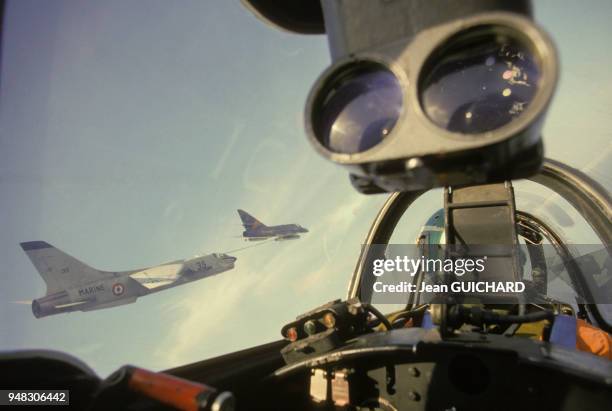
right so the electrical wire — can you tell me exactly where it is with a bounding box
[452,306,554,327]
[362,303,393,331]
[391,304,429,328]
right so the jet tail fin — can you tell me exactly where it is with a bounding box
[20,241,113,295]
[237,209,267,229]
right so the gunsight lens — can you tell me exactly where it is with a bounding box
[419,26,541,134]
[314,63,402,154]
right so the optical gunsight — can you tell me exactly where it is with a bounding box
[243,0,559,193]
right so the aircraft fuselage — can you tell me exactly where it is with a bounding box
[243,224,308,240]
[29,252,236,318]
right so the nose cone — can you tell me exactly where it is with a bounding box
[301,227,309,233]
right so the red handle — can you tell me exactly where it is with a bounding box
[127,367,216,411]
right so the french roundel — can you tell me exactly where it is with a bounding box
[112,283,125,296]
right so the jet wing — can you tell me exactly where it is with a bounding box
[130,262,184,290]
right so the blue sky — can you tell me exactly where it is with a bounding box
[0,0,610,376]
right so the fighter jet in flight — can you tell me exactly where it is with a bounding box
[237,209,308,241]
[20,241,237,318]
